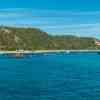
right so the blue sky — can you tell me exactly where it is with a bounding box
[0,0,100,38]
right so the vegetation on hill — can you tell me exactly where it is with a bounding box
[0,26,98,50]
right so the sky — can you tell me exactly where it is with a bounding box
[0,0,100,38]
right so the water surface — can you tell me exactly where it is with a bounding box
[0,53,100,100]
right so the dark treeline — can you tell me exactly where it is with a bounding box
[0,26,98,50]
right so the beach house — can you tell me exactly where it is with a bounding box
[95,41,100,46]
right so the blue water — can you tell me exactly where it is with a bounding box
[0,53,100,100]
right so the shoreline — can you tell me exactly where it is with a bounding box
[0,50,100,54]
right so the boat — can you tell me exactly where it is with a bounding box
[14,50,24,58]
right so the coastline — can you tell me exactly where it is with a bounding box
[0,50,100,54]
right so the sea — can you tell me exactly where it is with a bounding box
[0,53,100,100]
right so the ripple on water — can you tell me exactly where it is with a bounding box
[0,54,99,99]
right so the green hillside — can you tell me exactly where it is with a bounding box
[0,26,97,50]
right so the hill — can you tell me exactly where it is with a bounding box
[0,26,97,50]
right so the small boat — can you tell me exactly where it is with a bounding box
[15,53,24,58]
[13,50,25,58]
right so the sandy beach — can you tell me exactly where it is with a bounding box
[0,50,100,54]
